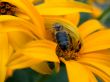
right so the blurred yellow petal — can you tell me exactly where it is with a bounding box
[16,12,30,20]
[6,46,13,78]
[23,40,56,50]
[31,59,60,74]
[92,6,102,18]
[21,44,59,62]
[30,0,38,3]
[0,26,36,50]
[54,62,60,73]
[0,15,42,50]
[97,0,106,4]
[79,60,110,81]
[7,40,59,70]
[0,20,38,49]
[6,67,13,78]
[81,29,110,53]
[0,33,9,82]
[64,13,80,26]
[88,71,97,82]
[31,62,52,74]
[8,32,34,50]
[36,1,92,15]
[78,19,104,39]
[0,26,36,39]
[61,58,90,82]
[21,0,46,37]
[7,55,43,70]
[45,0,74,3]
[0,15,41,38]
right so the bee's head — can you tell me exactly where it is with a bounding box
[53,23,63,31]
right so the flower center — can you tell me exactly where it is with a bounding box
[56,38,82,61]
[0,2,17,15]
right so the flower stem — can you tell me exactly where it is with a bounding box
[98,6,110,23]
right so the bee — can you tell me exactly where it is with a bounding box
[53,23,82,60]
[53,23,72,51]
[44,17,82,60]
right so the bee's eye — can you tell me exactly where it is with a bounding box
[53,23,63,31]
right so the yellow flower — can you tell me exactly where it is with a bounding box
[0,0,108,82]
[11,16,110,82]
[42,17,110,82]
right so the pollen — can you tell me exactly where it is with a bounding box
[56,41,82,61]
[0,2,17,15]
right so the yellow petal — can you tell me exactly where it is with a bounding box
[0,33,9,82]
[78,19,104,39]
[79,58,110,76]
[30,0,38,3]
[7,55,44,70]
[8,32,34,50]
[0,23,37,50]
[79,49,110,66]
[15,11,30,20]
[45,0,74,3]
[23,40,56,50]
[31,62,52,74]
[0,26,36,39]
[36,1,92,15]
[7,40,59,70]
[81,29,110,53]
[64,13,80,26]
[0,15,41,38]
[6,46,14,78]
[92,6,102,18]
[21,0,46,37]
[54,62,60,73]
[79,61,110,81]
[61,58,90,82]
[85,65,110,82]
[88,70,98,82]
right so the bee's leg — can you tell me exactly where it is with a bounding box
[56,45,63,57]
[68,34,72,43]
[75,41,82,52]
